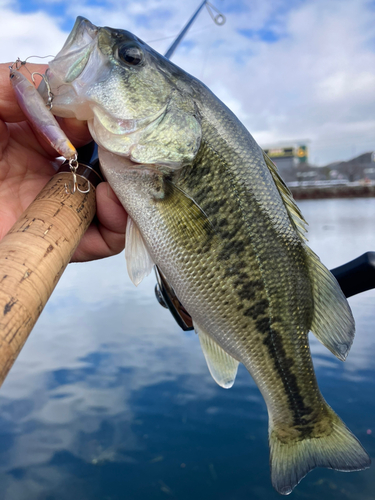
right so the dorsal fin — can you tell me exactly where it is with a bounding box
[194,322,239,389]
[262,151,355,360]
[262,151,308,241]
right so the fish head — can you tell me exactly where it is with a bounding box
[40,17,202,168]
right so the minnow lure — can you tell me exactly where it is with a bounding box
[9,68,77,160]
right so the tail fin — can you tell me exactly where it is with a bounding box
[269,409,371,495]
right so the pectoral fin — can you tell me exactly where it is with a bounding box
[194,322,239,389]
[125,216,154,286]
[157,180,218,243]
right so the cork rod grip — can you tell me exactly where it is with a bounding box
[0,172,96,386]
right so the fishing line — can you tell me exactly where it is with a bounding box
[10,55,55,77]
[146,24,215,44]
[24,54,55,61]
[199,25,216,81]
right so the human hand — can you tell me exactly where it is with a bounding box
[0,62,127,262]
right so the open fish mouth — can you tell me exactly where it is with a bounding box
[37,17,102,119]
[60,17,98,55]
[52,17,98,83]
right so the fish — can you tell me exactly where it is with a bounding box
[38,17,370,494]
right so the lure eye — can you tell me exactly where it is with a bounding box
[116,43,143,66]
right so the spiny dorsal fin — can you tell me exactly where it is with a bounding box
[306,246,355,360]
[125,216,154,286]
[194,322,239,389]
[262,151,308,241]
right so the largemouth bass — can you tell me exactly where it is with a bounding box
[39,17,370,494]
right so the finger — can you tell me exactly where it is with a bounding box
[58,117,92,149]
[70,183,128,262]
[70,224,123,262]
[96,183,128,234]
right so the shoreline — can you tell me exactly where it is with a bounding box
[289,183,375,200]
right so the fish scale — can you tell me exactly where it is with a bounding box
[39,16,370,495]
[176,138,319,426]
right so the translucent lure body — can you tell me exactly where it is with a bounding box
[9,69,77,159]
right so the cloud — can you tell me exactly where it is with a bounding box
[0,252,254,482]
[196,0,375,164]
[0,0,374,165]
[0,4,68,63]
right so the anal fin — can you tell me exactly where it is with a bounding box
[194,322,239,389]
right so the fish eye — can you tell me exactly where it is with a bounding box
[116,43,143,66]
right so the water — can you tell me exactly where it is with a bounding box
[0,198,374,500]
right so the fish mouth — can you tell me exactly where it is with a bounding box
[61,17,98,54]
[38,17,103,119]
[92,101,168,136]
[51,17,98,83]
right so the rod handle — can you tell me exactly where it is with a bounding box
[0,171,97,386]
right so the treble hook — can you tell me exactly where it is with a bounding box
[65,156,91,194]
[31,72,54,110]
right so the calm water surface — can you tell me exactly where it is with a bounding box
[0,198,374,499]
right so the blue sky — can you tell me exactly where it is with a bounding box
[1,0,375,165]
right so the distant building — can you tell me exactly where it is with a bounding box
[262,142,311,183]
[260,143,375,186]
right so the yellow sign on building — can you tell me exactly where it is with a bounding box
[263,145,308,163]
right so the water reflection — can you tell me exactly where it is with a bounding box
[0,198,374,499]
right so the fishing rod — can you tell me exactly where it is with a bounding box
[331,252,375,298]
[164,0,225,59]
[0,144,101,385]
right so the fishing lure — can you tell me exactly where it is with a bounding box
[9,67,77,160]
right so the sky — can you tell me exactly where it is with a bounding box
[0,0,374,166]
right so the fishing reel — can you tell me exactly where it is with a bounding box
[154,266,194,331]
